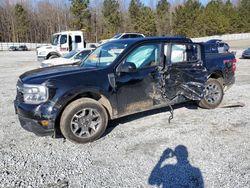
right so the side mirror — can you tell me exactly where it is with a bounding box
[119,62,137,73]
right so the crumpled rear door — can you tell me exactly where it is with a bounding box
[162,43,207,101]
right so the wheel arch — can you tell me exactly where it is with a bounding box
[208,71,224,85]
[46,52,61,59]
[208,71,224,79]
[54,91,113,136]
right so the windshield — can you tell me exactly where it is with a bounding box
[80,42,129,68]
[63,50,78,59]
[51,34,60,46]
[112,33,122,39]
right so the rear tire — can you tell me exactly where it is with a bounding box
[198,78,224,109]
[60,98,108,144]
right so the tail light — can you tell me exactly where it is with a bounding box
[224,58,237,73]
[232,58,237,72]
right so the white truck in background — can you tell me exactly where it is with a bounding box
[37,31,98,61]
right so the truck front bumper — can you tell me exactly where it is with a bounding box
[37,56,46,62]
[242,54,250,59]
[14,100,55,137]
[18,115,54,136]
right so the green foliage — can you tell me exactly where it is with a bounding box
[222,0,239,33]
[128,0,143,32]
[14,4,29,42]
[70,0,91,32]
[238,0,250,32]
[102,0,121,38]
[128,0,156,35]
[156,0,171,36]
[173,0,202,37]
[3,0,250,43]
[137,7,156,36]
[172,0,247,37]
[198,0,229,36]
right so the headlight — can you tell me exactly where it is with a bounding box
[22,84,48,104]
[39,51,47,56]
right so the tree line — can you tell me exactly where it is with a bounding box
[0,0,250,43]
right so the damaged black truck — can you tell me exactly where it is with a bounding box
[14,37,236,143]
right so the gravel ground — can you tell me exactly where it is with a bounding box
[0,48,250,188]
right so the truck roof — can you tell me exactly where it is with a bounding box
[107,36,192,44]
[116,32,145,36]
[53,31,84,35]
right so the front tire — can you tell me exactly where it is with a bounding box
[48,55,59,59]
[198,78,224,109]
[60,98,108,144]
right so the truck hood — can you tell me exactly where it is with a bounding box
[20,64,98,84]
[37,45,57,55]
[38,45,56,50]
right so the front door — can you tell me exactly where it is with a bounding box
[163,43,207,101]
[58,34,69,56]
[115,43,163,116]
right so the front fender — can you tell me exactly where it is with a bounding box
[52,86,115,120]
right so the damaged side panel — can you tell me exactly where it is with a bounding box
[163,63,207,101]
[161,43,207,102]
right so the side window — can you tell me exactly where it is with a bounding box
[136,35,144,38]
[129,34,138,38]
[121,34,129,39]
[171,44,199,63]
[219,43,224,48]
[75,36,82,43]
[89,44,97,48]
[125,44,161,69]
[60,35,67,44]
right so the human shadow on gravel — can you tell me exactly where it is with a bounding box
[104,101,198,137]
[148,145,204,188]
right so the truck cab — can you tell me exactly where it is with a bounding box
[37,31,86,61]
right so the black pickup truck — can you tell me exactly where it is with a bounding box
[14,37,236,143]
